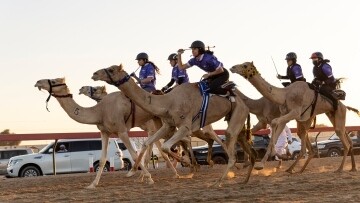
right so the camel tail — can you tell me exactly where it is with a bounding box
[346,106,360,117]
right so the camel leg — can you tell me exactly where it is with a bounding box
[129,124,175,181]
[86,131,109,189]
[180,137,200,172]
[143,143,153,169]
[213,106,249,186]
[154,140,180,178]
[286,119,313,173]
[243,121,266,168]
[255,110,299,170]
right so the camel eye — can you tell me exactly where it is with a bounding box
[108,69,114,73]
[244,65,247,68]
[51,80,56,84]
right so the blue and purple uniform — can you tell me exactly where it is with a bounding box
[286,64,305,82]
[172,64,189,84]
[313,63,336,85]
[186,53,223,72]
[139,63,156,92]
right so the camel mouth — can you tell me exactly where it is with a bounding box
[91,75,98,81]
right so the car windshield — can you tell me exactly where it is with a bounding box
[39,142,54,154]
[329,133,340,140]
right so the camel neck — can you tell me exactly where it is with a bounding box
[249,75,286,105]
[237,91,264,115]
[116,79,167,116]
[55,94,101,125]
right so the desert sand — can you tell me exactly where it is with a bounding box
[1,156,360,203]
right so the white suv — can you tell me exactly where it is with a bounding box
[117,139,138,171]
[0,148,33,175]
[7,139,123,177]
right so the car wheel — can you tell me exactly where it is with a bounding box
[212,156,227,165]
[94,162,110,172]
[21,166,41,177]
[122,159,132,171]
[327,148,341,157]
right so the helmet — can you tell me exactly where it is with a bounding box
[310,52,323,59]
[285,52,297,60]
[168,53,177,60]
[136,52,148,60]
[189,40,205,49]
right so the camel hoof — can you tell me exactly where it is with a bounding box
[243,161,251,168]
[334,169,343,174]
[173,174,180,179]
[254,163,264,170]
[85,184,96,189]
[350,168,357,172]
[146,178,154,185]
[126,169,136,177]
[285,168,295,174]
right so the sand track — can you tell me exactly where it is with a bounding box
[1,156,360,202]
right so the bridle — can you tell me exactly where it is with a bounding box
[45,80,73,112]
[103,69,131,87]
[88,87,101,103]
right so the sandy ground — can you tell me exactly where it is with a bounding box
[1,156,360,203]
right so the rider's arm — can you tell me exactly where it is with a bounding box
[322,64,336,85]
[177,50,191,70]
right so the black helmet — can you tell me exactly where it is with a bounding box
[310,52,323,59]
[168,53,177,60]
[189,40,205,49]
[136,52,148,60]
[285,52,297,60]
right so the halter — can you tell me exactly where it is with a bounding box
[104,68,131,87]
[46,80,73,112]
[88,87,101,103]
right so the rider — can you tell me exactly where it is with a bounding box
[130,52,160,93]
[161,53,189,93]
[310,52,338,111]
[277,52,306,87]
[177,40,230,95]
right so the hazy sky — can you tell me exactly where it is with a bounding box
[0,0,359,134]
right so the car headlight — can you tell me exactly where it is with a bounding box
[8,159,23,167]
[317,145,326,149]
[198,150,208,154]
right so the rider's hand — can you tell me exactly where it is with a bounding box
[276,74,282,79]
[202,73,210,79]
[177,49,185,55]
[130,72,136,77]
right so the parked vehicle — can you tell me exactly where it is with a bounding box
[117,139,138,171]
[312,133,360,157]
[192,134,270,165]
[288,137,302,159]
[7,139,123,177]
[0,148,33,175]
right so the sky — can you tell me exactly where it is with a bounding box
[0,0,359,134]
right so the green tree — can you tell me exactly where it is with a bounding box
[0,129,21,146]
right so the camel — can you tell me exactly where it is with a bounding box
[34,78,181,188]
[230,62,359,173]
[79,86,107,102]
[78,85,226,168]
[92,64,256,185]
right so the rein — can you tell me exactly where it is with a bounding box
[45,80,72,112]
[89,87,101,103]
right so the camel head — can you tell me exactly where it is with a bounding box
[230,62,260,79]
[79,86,107,96]
[34,78,68,93]
[92,64,130,87]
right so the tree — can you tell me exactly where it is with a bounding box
[0,129,21,146]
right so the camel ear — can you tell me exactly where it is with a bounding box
[101,86,106,92]
[119,64,123,70]
[58,77,65,83]
[251,61,253,65]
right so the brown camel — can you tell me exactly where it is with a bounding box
[78,85,226,167]
[79,85,107,102]
[231,62,359,173]
[34,78,181,188]
[92,64,256,185]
